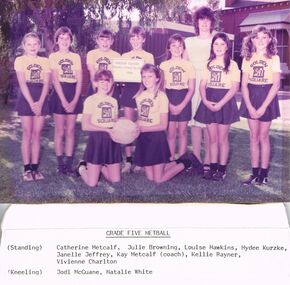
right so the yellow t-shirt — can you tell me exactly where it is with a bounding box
[14,55,50,83]
[160,59,195,89]
[135,90,168,127]
[49,51,81,83]
[122,50,154,65]
[83,93,118,128]
[242,53,281,85]
[202,59,240,89]
[86,49,121,71]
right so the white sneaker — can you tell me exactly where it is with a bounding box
[121,162,132,173]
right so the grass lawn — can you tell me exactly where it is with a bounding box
[0,99,289,204]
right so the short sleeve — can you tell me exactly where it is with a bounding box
[14,57,23,72]
[241,58,250,74]
[74,54,82,71]
[42,58,51,73]
[86,50,94,65]
[48,53,57,69]
[159,92,169,113]
[148,53,155,65]
[83,97,93,114]
[230,61,241,82]
[272,55,281,73]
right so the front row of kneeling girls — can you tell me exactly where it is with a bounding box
[15,26,280,187]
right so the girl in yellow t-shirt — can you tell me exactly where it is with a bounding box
[134,64,196,183]
[160,33,195,160]
[76,70,122,187]
[14,32,51,181]
[49,26,82,174]
[239,26,280,185]
[121,26,155,173]
[195,32,240,181]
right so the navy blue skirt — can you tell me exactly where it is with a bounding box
[120,82,140,108]
[239,84,280,122]
[134,131,170,166]
[50,82,83,114]
[16,83,50,116]
[166,89,191,121]
[194,88,240,125]
[83,131,122,165]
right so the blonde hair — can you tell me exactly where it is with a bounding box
[241,26,278,60]
[22,32,41,46]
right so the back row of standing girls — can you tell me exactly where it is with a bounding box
[15,6,280,186]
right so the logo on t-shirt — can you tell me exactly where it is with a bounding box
[210,70,222,82]
[30,69,41,80]
[253,66,265,78]
[140,104,150,118]
[169,66,186,87]
[102,106,112,118]
[172,71,182,83]
[61,63,73,75]
[96,57,110,70]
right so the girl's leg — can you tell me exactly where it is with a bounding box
[167,121,177,160]
[177,121,188,157]
[217,124,230,166]
[20,116,33,165]
[31,116,45,165]
[80,163,102,187]
[259,121,271,169]
[257,121,272,183]
[203,127,211,165]
[191,126,202,162]
[203,123,218,180]
[207,123,218,164]
[144,166,154,181]
[64,114,77,172]
[123,107,135,172]
[64,114,77,156]
[247,119,260,168]
[152,162,184,184]
[101,163,121,183]
[53,114,65,156]
[242,119,261,185]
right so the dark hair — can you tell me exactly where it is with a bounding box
[53,26,73,52]
[94,69,114,95]
[135,64,164,99]
[165,33,185,60]
[207,32,231,73]
[241,25,278,60]
[193,6,216,35]
[96,28,114,39]
[129,25,146,39]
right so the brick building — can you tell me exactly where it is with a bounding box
[219,0,290,89]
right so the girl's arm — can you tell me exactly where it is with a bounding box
[256,72,280,118]
[51,69,69,109]
[199,78,216,111]
[67,69,83,112]
[171,78,195,115]
[213,81,240,111]
[34,71,50,115]
[138,113,168,133]
[241,72,258,119]
[16,71,34,106]
[81,113,112,134]
[87,64,96,89]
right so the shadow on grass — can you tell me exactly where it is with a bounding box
[0,102,289,204]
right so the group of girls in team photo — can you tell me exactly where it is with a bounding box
[14,6,281,188]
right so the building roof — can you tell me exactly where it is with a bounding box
[239,9,290,32]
